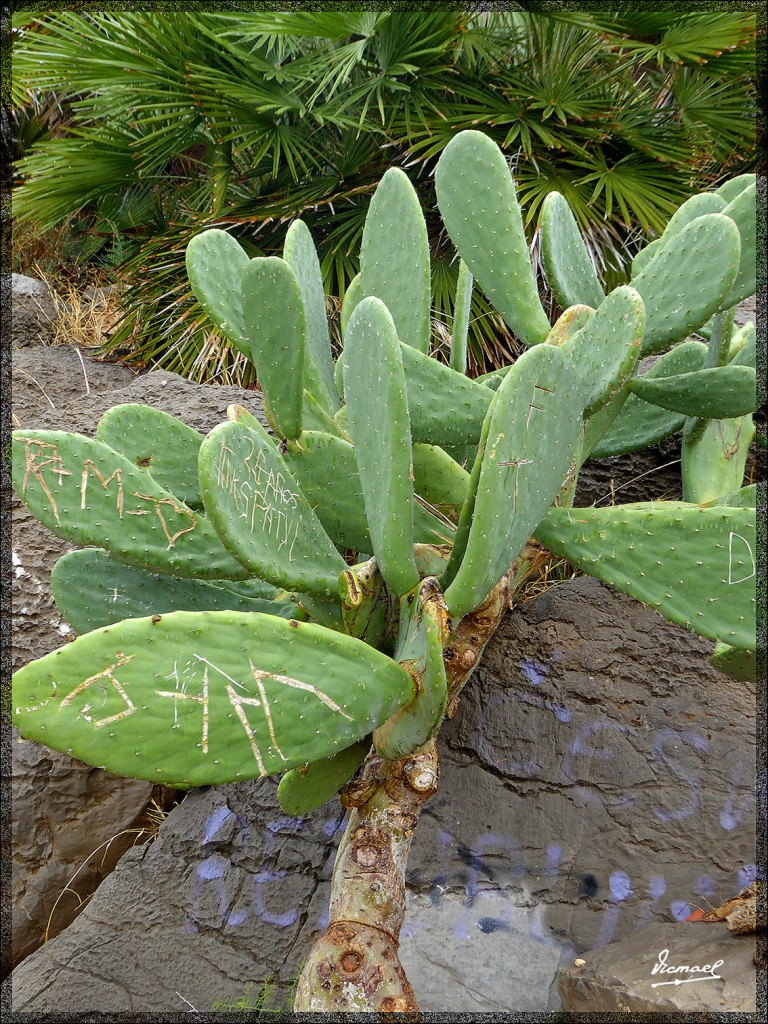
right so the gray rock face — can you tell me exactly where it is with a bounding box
[11,274,61,349]
[557,922,756,1012]
[9,344,757,1013]
[10,576,755,1013]
[12,735,167,973]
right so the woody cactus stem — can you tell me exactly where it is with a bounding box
[293,571,512,1013]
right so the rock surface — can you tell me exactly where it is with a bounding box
[11,735,167,974]
[10,575,755,1013]
[557,922,756,1012]
[9,340,757,1012]
[11,274,61,349]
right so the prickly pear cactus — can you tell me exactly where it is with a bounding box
[12,131,759,1014]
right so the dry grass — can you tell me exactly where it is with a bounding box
[45,277,123,350]
[512,542,580,606]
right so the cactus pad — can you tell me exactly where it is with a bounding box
[631,365,756,420]
[374,579,449,760]
[632,214,740,355]
[535,502,756,650]
[95,404,205,509]
[277,738,372,816]
[240,256,306,440]
[283,219,339,412]
[451,260,473,374]
[186,229,250,352]
[541,191,604,310]
[198,420,347,597]
[12,429,250,580]
[444,344,583,619]
[51,549,300,634]
[681,415,754,505]
[435,130,550,346]
[11,611,414,786]
[359,168,431,354]
[343,297,420,597]
[400,342,494,446]
[591,341,708,457]
[561,286,645,417]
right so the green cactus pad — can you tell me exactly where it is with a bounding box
[709,641,757,682]
[343,297,420,597]
[95,404,204,509]
[659,192,727,246]
[544,304,595,349]
[681,415,754,505]
[198,420,347,597]
[451,260,473,374]
[435,130,550,347]
[185,229,250,352]
[630,365,756,420]
[374,579,448,760]
[728,322,756,365]
[400,342,494,446]
[716,173,756,205]
[359,168,431,354]
[283,220,340,412]
[633,214,740,356]
[541,191,604,310]
[561,286,645,417]
[51,548,300,634]
[284,431,451,554]
[12,610,414,787]
[283,430,370,552]
[240,256,306,440]
[591,340,708,457]
[630,193,726,280]
[340,558,397,652]
[299,390,341,437]
[413,443,470,518]
[12,429,250,580]
[340,272,364,339]
[702,484,758,509]
[720,182,756,309]
[444,345,583,619]
[535,502,756,650]
[277,738,371,816]
[631,239,662,278]
[292,592,346,632]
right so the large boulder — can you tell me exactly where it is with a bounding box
[9,575,755,1013]
[557,922,756,1012]
[11,275,61,349]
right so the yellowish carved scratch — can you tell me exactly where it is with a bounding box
[16,436,73,525]
[61,653,136,726]
[250,660,287,762]
[81,459,125,517]
[129,493,197,548]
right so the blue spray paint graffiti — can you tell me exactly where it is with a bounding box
[180,665,754,958]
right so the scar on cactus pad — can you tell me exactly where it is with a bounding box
[12,130,758,1013]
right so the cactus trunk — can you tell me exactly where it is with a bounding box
[294,571,512,1012]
